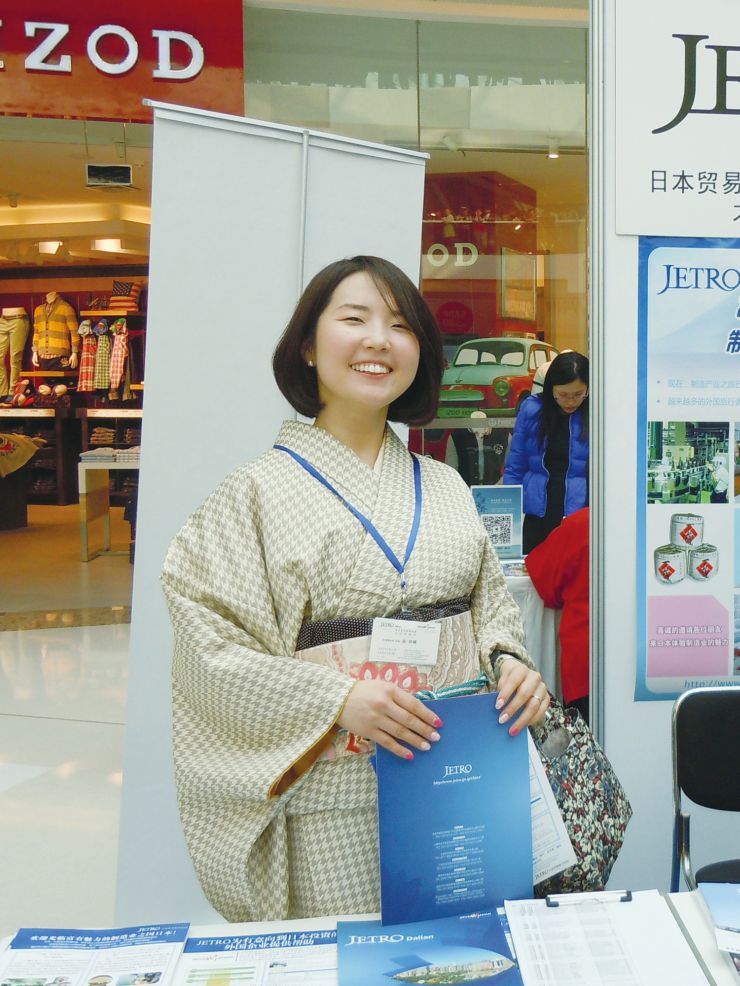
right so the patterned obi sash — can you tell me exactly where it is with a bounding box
[293,598,488,761]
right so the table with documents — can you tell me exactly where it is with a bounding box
[1,890,736,986]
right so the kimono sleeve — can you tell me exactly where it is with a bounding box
[161,468,354,805]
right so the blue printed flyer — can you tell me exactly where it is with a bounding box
[375,692,532,926]
[0,925,189,986]
[176,928,338,984]
[336,911,523,986]
[471,485,523,560]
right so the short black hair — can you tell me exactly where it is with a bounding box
[539,350,589,444]
[272,255,444,426]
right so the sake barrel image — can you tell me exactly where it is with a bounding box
[688,543,719,581]
[670,512,704,548]
[654,544,687,584]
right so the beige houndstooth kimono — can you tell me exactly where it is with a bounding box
[161,420,532,922]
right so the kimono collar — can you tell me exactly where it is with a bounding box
[273,419,407,506]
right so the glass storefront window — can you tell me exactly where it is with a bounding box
[244,5,588,487]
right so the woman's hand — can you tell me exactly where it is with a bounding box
[338,679,443,760]
[495,658,550,735]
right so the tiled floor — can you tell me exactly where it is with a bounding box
[0,507,132,937]
[1,505,133,619]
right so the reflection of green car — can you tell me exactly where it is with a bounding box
[438,337,558,417]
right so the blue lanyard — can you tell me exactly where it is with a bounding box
[273,444,422,592]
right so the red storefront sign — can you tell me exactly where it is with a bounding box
[0,0,244,122]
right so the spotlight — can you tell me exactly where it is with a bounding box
[38,240,63,255]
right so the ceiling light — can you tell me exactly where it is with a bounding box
[547,138,560,159]
[38,240,63,255]
[514,223,522,231]
[91,237,122,253]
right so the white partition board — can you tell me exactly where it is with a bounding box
[597,3,737,893]
[116,103,427,923]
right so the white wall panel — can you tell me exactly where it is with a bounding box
[116,103,427,923]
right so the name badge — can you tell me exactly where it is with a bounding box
[368,618,442,667]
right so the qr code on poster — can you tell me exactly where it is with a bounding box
[481,513,513,547]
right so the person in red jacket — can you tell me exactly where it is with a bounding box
[525,506,590,724]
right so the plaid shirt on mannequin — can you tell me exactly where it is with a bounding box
[77,321,97,393]
[109,321,128,390]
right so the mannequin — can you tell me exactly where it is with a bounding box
[0,306,30,397]
[32,292,79,390]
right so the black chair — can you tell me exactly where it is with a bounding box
[671,686,740,892]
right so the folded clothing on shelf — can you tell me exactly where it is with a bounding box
[116,446,141,462]
[80,447,116,461]
[90,427,116,445]
[30,475,56,493]
[80,447,140,463]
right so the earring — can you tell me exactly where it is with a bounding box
[307,359,314,367]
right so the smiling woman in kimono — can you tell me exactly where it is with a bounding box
[161,256,550,922]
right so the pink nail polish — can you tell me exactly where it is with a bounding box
[405,750,414,761]
[433,716,443,728]
[509,725,519,737]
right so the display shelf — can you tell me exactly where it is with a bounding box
[22,370,79,378]
[78,461,141,559]
[0,406,81,504]
[77,408,141,505]
[79,309,145,317]
[0,407,56,418]
[83,408,143,419]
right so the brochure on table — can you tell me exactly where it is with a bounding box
[375,692,532,925]
[0,925,188,986]
[175,928,337,986]
[472,484,523,560]
[505,890,709,985]
[336,911,523,986]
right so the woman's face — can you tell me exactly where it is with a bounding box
[307,270,420,418]
[552,377,588,414]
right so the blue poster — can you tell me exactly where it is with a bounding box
[636,236,740,700]
[337,911,523,986]
[375,692,532,926]
[471,484,523,559]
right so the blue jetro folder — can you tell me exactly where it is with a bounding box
[336,911,524,986]
[471,485,523,560]
[375,692,532,926]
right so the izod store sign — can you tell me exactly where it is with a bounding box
[0,0,244,122]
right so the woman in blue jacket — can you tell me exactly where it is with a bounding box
[503,351,589,554]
